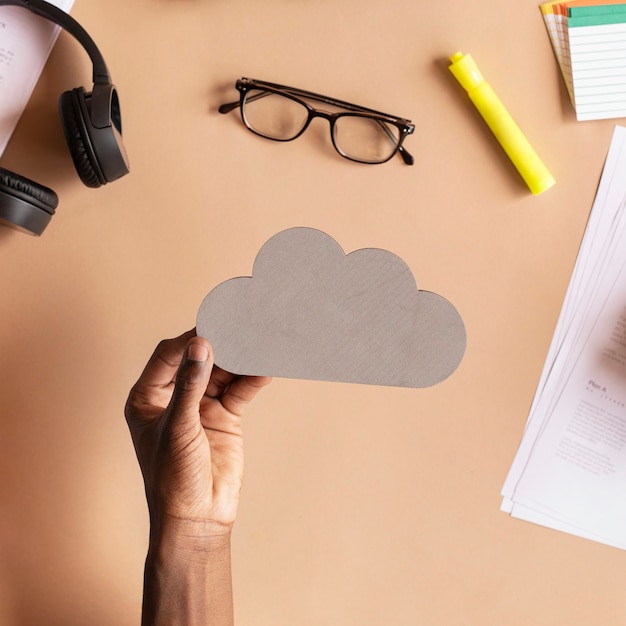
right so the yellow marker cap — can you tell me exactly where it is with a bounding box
[448,51,555,195]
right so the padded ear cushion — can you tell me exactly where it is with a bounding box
[0,167,58,236]
[59,90,103,188]
[0,167,58,213]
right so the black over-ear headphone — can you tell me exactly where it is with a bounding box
[0,0,129,235]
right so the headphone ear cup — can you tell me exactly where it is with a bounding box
[59,89,104,188]
[0,167,59,236]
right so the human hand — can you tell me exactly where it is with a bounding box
[125,329,271,540]
[125,329,270,625]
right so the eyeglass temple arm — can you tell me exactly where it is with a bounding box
[255,80,408,122]
[219,100,242,114]
[398,145,414,166]
[219,82,399,120]
[218,89,273,114]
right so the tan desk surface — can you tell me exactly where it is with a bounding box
[1,1,625,624]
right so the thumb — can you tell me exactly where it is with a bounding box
[166,337,214,427]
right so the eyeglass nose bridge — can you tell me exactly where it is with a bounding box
[302,108,344,154]
[300,107,338,134]
[307,107,335,123]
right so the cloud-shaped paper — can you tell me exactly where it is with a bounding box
[197,228,466,387]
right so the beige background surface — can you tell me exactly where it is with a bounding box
[1,1,625,624]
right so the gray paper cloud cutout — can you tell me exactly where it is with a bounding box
[197,227,466,387]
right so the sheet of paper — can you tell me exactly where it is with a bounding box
[513,258,626,544]
[0,0,74,156]
[502,125,626,498]
[501,125,626,550]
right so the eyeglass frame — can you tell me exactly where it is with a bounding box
[219,78,415,165]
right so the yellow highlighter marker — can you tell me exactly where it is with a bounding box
[448,51,555,195]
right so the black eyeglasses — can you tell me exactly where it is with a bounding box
[219,78,415,165]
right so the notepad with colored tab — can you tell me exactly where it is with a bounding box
[541,0,626,120]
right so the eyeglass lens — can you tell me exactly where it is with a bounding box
[333,116,401,163]
[243,90,309,140]
[242,89,402,163]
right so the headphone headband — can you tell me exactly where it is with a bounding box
[0,0,110,83]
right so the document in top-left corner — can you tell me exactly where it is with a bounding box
[0,0,75,157]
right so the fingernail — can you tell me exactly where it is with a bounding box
[187,342,209,362]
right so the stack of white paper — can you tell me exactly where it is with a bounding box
[0,0,74,157]
[502,125,626,550]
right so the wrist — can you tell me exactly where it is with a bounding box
[143,519,234,626]
[149,515,233,561]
